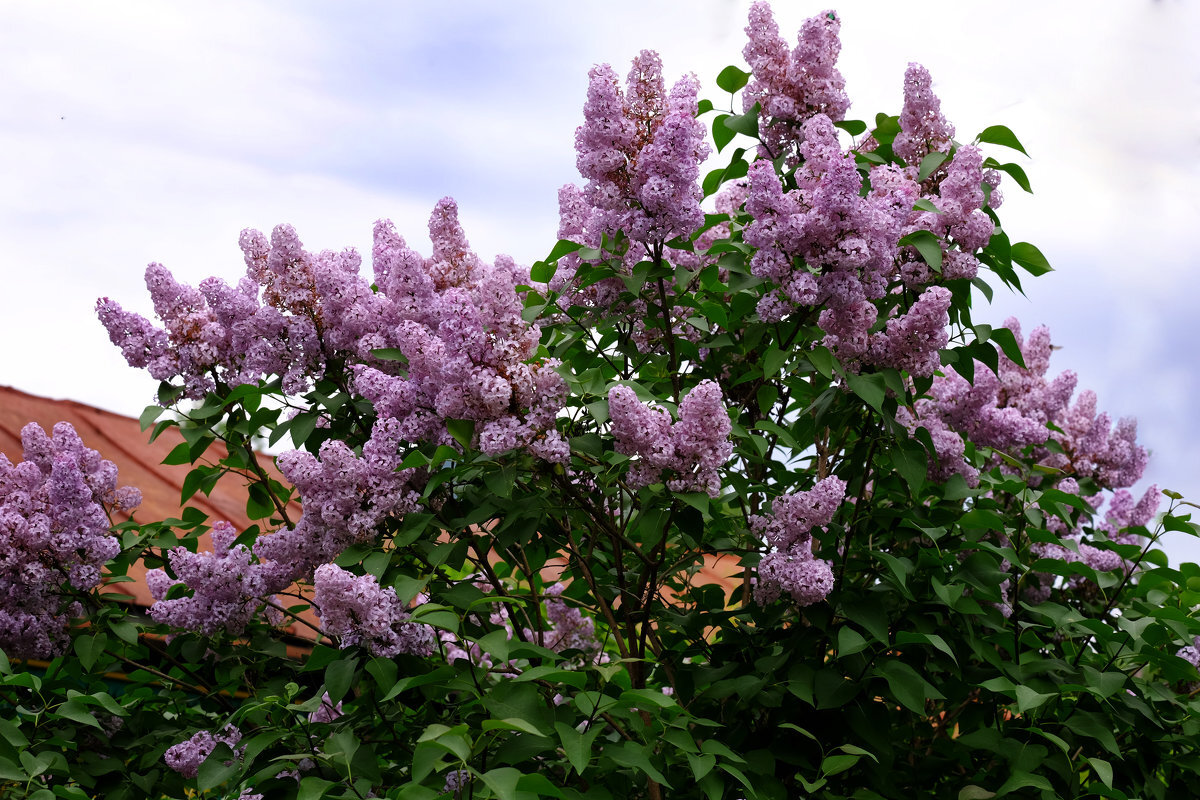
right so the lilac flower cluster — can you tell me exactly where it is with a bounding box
[163,725,243,778]
[144,423,423,636]
[0,422,139,658]
[736,8,1005,373]
[898,319,1147,491]
[308,692,344,724]
[1017,478,1160,606]
[443,768,470,797]
[752,477,846,606]
[541,584,599,657]
[892,63,955,168]
[354,202,569,464]
[257,418,420,586]
[1177,636,1200,673]
[145,520,277,636]
[743,117,952,375]
[312,564,434,658]
[572,50,709,248]
[742,4,850,162]
[99,199,567,463]
[608,380,732,497]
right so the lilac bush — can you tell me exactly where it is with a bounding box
[5,4,1200,800]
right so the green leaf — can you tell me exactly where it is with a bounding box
[517,772,566,798]
[837,627,868,658]
[483,718,545,736]
[1087,757,1113,788]
[54,698,102,730]
[723,106,760,140]
[609,741,672,788]
[994,771,1052,796]
[688,753,717,782]
[890,439,927,495]
[370,347,406,361]
[958,787,996,800]
[1013,685,1055,713]
[481,767,523,800]
[918,151,949,182]
[877,659,944,715]
[73,632,108,672]
[989,326,1026,367]
[986,159,1032,193]
[716,65,750,94]
[976,124,1029,156]
[899,230,943,273]
[808,346,835,379]
[290,413,318,448]
[555,721,600,776]
[298,776,337,800]
[834,119,868,136]
[1011,242,1052,275]
[197,743,240,791]
[619,688,677,709]
[1070,709,1122,756]
[711,114,735,153]
[446,418,475,450]
[161,441,192,466]
[912,197,942,214]
[845,372,886,413]
[325,656,358,705]
[530,260,557,283]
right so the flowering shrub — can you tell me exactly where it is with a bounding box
[5,4,1200,799]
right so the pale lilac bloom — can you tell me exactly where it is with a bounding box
[752,477,846,607]
[609,380,732,497]
[0,422,136,658]
[312,564,435,658]
[163,725,243,778]
[742,4,849,162]
[893,63,954,168]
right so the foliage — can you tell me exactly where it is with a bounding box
[4,4,1200,799]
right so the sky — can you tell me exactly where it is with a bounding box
[1,0,1198,560]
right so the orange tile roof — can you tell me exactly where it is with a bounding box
[0,384,310,631]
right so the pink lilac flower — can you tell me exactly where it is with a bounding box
[868,286,951,378]
[893,63,955,168]
[145,521,276,636]
[163,725,243,778]
[608,380,732,497]
[900,318,1148,496]
[308,692,344,724]
[255,418,420,586]
[572,50,709,249]
[0,422,137,659]
[541,584,599,656]
[742,4,849,163]
[312,564,435,658]
[444,768,471,797]
[751,477,846,606]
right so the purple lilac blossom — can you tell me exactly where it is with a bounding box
[255,418,420,586]
[0,422,137,658]
[541,584,599,657]
[312,564,435,658]
[608,380,732,497]
[308,692,344,724]
[443,768,471,797]
[145,520,277,636]
[868,286,951,378]
[163,725,243,779]
[893,63,955,168]
[742,4,849,163]
[751,476,846,606]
